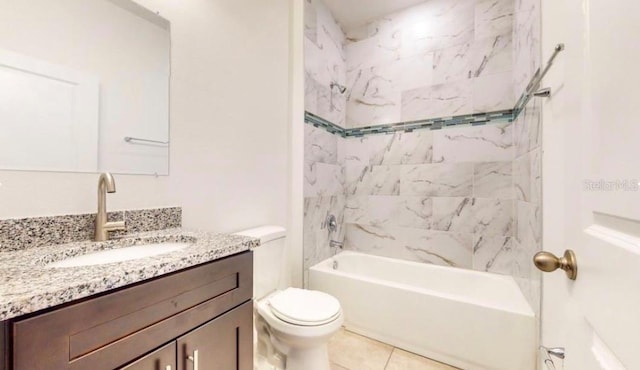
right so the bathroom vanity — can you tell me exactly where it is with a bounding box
[0,228,258,370]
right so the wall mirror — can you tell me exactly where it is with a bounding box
[0,0,170,175]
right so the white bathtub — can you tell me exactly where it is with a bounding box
[309,251,536,370]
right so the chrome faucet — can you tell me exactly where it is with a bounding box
[95,172,126,241]
[330,241,343,270]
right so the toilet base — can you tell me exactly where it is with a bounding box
[258,328,332,370]
[285,344,330,370]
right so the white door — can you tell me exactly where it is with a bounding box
[541,0,640,369]
[0,49,99,172]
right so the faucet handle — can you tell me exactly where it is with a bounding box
[327,215,338,233]
[104,220,126,232]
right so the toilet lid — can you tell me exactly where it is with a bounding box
[268,288,341,326]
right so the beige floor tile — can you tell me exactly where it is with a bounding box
[385,349,459,370]
[328,329,394,370]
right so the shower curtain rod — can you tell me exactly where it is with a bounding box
[527,43,565,95]
[514,43,565,112]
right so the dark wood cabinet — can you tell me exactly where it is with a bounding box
[177,301,253,370]
[120,342,176,370]
[3,251,253,370]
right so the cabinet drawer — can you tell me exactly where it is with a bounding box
[12,252,252,370]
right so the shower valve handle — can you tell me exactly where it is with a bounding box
[327,215,338,233]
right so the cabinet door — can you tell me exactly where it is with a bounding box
[121,342,176,370]
[177,301,253,370]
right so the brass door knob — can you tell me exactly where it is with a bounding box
[533,250,578,280]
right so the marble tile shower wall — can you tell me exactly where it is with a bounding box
[344,0,515,128]
[304,0,347,127]
[342,123,514,270]
[513,99,542,313]
[513,0,541,101]
[512,0,542,312]
[303,0,347,284]
[304,123,346,280]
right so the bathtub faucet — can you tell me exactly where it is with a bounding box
[330,240,343,270]
[330,240,343,257]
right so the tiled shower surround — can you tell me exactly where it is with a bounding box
[344,0,515,128]
[304,0,516,129]
[305,122,515,272]
[303,0,347,278]
[304,0,542,311]
[512,0,542,312]
[342,124,513,269]
[304,124,345,274]
[304,0,347,127]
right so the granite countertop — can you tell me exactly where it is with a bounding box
[0,228,260,321]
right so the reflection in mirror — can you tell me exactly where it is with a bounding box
[0,0,170,175]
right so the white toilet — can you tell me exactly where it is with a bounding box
[234,226,343,370]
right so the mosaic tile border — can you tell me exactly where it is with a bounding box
[304,112,346,136]
[305,60,555,138]
[304,110,515,138]
[0,207,182,252]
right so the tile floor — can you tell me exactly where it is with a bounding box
[328,328,459,370]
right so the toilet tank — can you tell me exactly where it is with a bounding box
[233,226,287,300]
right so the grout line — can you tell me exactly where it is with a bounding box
[383,347,396,369]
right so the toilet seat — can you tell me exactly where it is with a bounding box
[268,288,341,326]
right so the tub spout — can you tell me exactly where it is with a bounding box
[330,240,343,259]
[330,240,343,270]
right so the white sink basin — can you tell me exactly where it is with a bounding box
[48,242,190,268]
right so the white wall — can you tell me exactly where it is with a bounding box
[289,0,306,287]
[0,0,291,240]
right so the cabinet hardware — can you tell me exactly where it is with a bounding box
[188,349,199,370]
